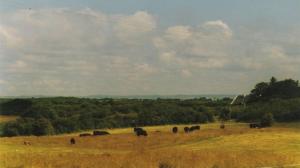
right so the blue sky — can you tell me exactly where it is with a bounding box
[0,0,300,96]
[2,0,300,26]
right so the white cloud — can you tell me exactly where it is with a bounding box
[0,26,22,48]
[165,26,191,41]
[181,69,192,78]
[154,20,232,70]
[8,60,28,72]
[203,20,233,38]
[0,8,299,96]
[114,11,156,43]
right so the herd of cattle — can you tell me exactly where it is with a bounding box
[68,124,226,144]
[19,122,269,145]
[47,122,265,145]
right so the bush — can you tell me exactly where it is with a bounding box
[260,113,274,127]
[2,122,19,137]
[32,118,55,136]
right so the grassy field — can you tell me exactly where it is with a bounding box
[0,115,18,123]
[0,122,300,168]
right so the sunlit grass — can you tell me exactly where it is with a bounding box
[0,122,300,168]
[0,115,18,123]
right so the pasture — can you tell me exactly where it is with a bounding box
[0,122,300,168]
[0,115,18,123]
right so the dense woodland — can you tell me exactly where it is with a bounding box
[0,77,299,137]
[0,97,230,136]
[233,77,300,122]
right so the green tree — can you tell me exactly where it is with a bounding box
[260,113,274,127]
[32,118,55,136]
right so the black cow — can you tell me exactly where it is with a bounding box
[189,125,200,132]
[134,127,147,136]
[134,127,143,133]
[70,138,76,144]
[184,127,189,133]
[172,127,178,133]
[93,131,110,136]
[79,133,92,137]
[249,123,261,128]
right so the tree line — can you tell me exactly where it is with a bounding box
[232,77,300,122]
[1,77,299,137]
[0,97,230,136]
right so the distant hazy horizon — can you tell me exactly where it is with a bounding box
[0,94,236,99]
[1,0,299,96]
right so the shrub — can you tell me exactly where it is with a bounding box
[260,113,274,127]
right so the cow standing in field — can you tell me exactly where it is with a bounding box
[79,133,92,137]
[172,127,178,133]
[134,127,148,136]
[23,141,31,145]
[184,127,189,133]
[93,131,110,136]
[249,123,261,128]
[189,125,200,132]
[220,122,225,129]
[70,138,76,145]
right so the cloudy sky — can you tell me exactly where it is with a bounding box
[0,0,300,96]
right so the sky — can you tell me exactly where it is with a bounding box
[0,0,300,96]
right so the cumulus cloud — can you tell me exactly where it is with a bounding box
[0,9,160,95]
[114,11,156,43]
[0,8,299,96]
[154,20,233,70]
[181,69,192,78]
[203,20,233,38]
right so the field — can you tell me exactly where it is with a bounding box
[0,122,300,168]
[0,115,18,123]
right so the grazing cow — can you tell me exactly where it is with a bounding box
[249,123,261,128]
[134,127,147,136]
[189,125,200,132]
[184,127,189,133]
[136,129,148,136]
[134,127,143,133]
[172,127,178,133]
[70,138,76,145]
[93,131,110,136]
[79,133,92,137]
[23,141,31,145]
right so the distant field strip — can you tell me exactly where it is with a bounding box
[0,115,18,123]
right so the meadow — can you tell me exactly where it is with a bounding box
[1,122,300,168]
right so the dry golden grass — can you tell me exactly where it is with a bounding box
[0,115,18,123]
[0,122,300,168]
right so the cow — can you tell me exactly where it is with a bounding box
[23,141,31,145]
[184,127,189,133]
[172,127,178,133]
[70,138,76,145]
[79,133,92,137]
[134,127,147,136]
[93,131,110,136]
[136,129,148,136]
[220,121,225,129]
[189,125,200,132]
[134,127,143,133]
[249,123,261,128]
